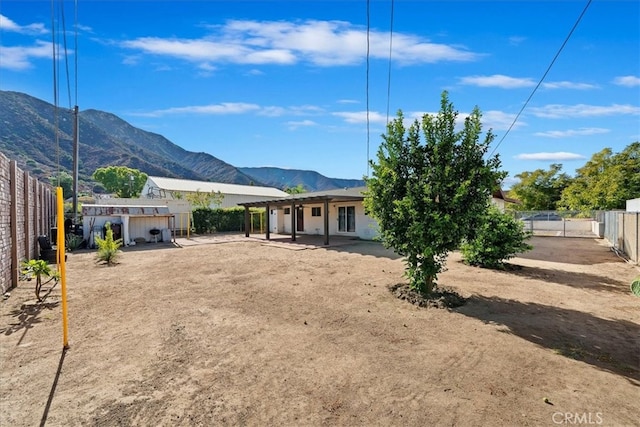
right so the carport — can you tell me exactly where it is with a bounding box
[237,187,366,245]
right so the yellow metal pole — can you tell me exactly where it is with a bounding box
[187,212,190,239]
[56,188,69,349]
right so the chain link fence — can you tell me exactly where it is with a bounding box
[511,210,600,238]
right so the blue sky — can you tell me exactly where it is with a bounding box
[1,1,639,187]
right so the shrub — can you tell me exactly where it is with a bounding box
[21,259,60,302]
[631,277,640,297]
[95,222,123,265]
[461,205,533,269]
[191,207,264,234]
[65,233,83,251]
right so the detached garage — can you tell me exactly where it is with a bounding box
[82,204,175,248]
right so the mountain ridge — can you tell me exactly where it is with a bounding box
[0,90,364,192]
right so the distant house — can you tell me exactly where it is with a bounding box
[491,189,520,211]
[140,176,288,208]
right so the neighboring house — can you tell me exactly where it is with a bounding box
[239,186,514,245]
[491,189,520,211]
[140,176,289,208]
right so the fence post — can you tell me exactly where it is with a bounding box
[10,161,18,289]
[635,212,640,264]
[23,170,30,260]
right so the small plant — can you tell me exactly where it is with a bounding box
[20,259,60,302]
[95,222,123,265]
[65,233,83,251]
[631,277,640,297]
[461,205,533,269]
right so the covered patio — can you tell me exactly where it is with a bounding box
[237,187,367,245]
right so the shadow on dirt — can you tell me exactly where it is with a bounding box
[0,300,60,346]
[455,295,640,383]
[496,264,630,295]
[516,237,621,266]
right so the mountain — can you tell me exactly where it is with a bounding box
[239,167,365,192]
[0,90,363,193]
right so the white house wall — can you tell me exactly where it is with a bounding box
[128,217,172,243]
[282,201,378,240]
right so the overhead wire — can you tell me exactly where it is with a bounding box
[51,0,60,185]
[489,0,593,157]
[366,0,371,177]
[385,0,395,124]
[59,0,72,109]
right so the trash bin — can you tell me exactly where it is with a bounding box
[161,228,171,242]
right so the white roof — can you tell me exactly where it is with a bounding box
[147,176,288,198]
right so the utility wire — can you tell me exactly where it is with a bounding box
[51,0,60,184]
[59,0,72,109]
[366,0,370,177]
[489,0,592,157]
[385,0,395,124]
[74,0,78,106]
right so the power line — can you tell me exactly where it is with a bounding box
[385,0,395,125]
[366,0,371,177]
[489,0,593,157]
[51,0,60,183]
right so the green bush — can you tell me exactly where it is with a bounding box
[191,207,265,234]
[461,205,533,269]
[65,233,83,251]
[631,277,640,297]
[21,259,60,302]
[95,222,123,265]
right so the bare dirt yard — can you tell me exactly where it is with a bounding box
[1,235,639,426]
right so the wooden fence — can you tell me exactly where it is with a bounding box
[1,152,57,294]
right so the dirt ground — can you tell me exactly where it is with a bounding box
[1,235,639,426]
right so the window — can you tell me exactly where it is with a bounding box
[338,206,356,232]
[311,207,321,217]
[284,208,291,215]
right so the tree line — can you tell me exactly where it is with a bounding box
[509,142,640,211]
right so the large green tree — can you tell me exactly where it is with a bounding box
[560,142,640,210]
[364,92,505,295]
[510,164,572,210]
[92,166,147,198]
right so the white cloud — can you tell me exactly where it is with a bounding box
[542,81,598,90]
[534,127,610,138]
[508,36,526,46]
[134,102,261,117]
[245,69,264,76]
[515,152,586,161]
[337,99,359,104]
[121,19,480,69]
[0,41,52,70]
[612,75,640,87]
[481,110,524,131]
[530,104,640,119]
[0,14,47,35]
[333,111,387,124]
[287,120,317,130]
[459,74,535,89]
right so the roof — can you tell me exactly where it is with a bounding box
[82,204,172,217]
[146,176,288,198]
[238,186,367,207]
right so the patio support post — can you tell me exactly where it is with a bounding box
[323,199,329,245]
[265,205,270,241]
[244,206,250,237]
[291,202,296,242]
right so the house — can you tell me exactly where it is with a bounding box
[491,189,520,211]
[140,176,288,208]
[239,185,515,245]
[238,186,376,245]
